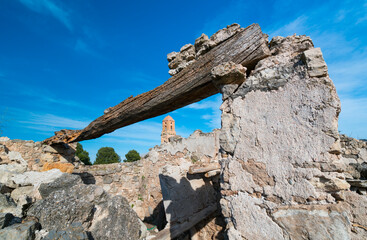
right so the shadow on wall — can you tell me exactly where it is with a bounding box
[157,173,225,239]
[143,200,167,231]
[49,143,78,163]
[74,172,96,184]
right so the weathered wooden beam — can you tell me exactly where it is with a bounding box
[44,23,270,145]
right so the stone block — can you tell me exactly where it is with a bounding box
[42,162,74,173]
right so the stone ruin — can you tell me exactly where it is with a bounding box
[1,23,367,240]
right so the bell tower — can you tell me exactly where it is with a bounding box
[161,115,176,143]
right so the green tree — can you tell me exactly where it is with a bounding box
[95,147,121,165]
[75,143,92,165]
[125,149,141,162]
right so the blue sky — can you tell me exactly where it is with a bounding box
[1,0,366,161]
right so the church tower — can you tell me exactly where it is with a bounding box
[161,115,176,143]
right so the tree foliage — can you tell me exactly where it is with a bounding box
[75,143,92,165]
[95,147,121,165]
[125,149,141,162]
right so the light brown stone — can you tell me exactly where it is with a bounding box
[42,162,74,174]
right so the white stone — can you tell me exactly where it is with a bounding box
[0,137,10,142]
[11,169,64,187]
[302,48,328,77]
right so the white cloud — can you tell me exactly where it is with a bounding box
[268,16,309,38]
[185,96,221,110]
[107,121,162,142]
[18,0,72,30]
[19,113,90,130]
[0,77,94,111]
[74,39,100,57]
[184,95,222,129]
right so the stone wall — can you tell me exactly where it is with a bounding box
[75,130,220,230]
[219,35,366,239]
[340,134,367,180]
[0,137,80,172]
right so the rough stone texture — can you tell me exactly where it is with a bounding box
[273,205,351,240]
[211,62,247,100]
[0,220,40,240]
[269,34,314,55]
[168,43,196,76]
[302,47,328,77]
[11,169,64,187]
[75,129,220,223]
[343,191,367,239]
[0,163,27,188]
[37,173,82,199]
[0,193,21,217]
[42,222,88,240]
[168,23,244,76]
[0,213,15,229]
[219,35,352,239]
[42,162,74,173]
[0,138,80,172]
[194,33,215,56]
[340,134,367,180]
[28,179,145,240]
[159,161,217,224]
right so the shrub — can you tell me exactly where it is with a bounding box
[95,147,121,165]
[75,143,92,165]
[125,150,141,162]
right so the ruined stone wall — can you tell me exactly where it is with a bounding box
[219,35,366,239]
[0,137,79,172]
[340,134,367,180]
[75,130,220,225]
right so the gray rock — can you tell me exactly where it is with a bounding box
[10,186,35,203]
[269,34,313,55]
[11,169,64,187]
[167,51,178,62]
[0,220,40,240]
[273,207,351,240]
[222,192,284,240]
[27,184,98,231]
[0,213,14,229]
[0,193,21,217]
[0,183,13,194]
[302,47,328,77]
[324,178,350,192]
[0,164,28,188]
[8,151,27,165]
[210,23,241,45]
[343,191,367,239]
[103,175,113,184]
[211,61,247,99]
[194,33,216,56]
[167,43,196,75]
[37,173,82,199]
[89,195,145,240]
[43,222,88,240]
[347,179,367,188]
[28,183,145,240]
